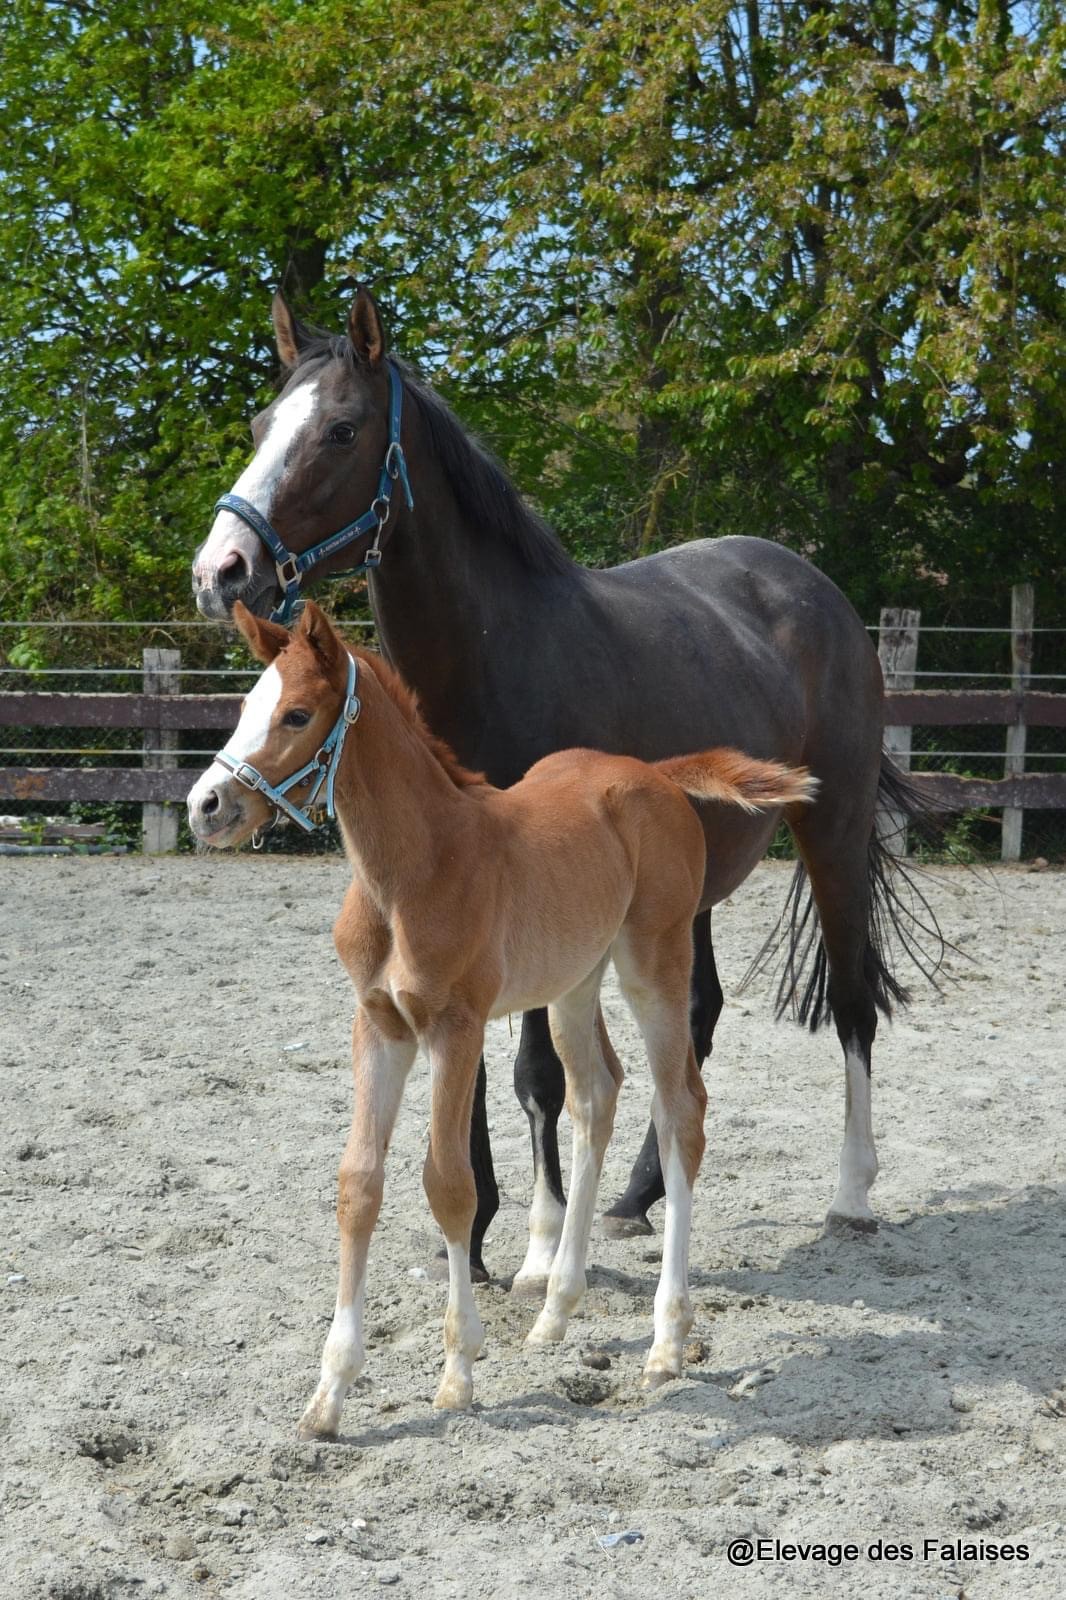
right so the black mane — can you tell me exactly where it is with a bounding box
[292,334,571,577]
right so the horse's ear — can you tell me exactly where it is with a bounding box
[296,600,344,673]
[233,600,289,664]
[272,291,311,369]
[347,286,387,368]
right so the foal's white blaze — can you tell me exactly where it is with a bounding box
[828,1040,879,1224]
[187,662,282,817]
[194,377,320,586]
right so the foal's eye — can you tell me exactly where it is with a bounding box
[327,422,355,446]
[282,709,312,729]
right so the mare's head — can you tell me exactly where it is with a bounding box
[192,289,397,620]
[187,601,351,847]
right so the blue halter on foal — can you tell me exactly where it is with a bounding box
[214,359,415,625]
[214,654,362,836]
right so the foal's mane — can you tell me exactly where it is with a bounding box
[351,645,487,791]
[290,333,572,577]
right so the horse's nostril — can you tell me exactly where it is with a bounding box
[201,789,220,816]
[218,549,249,585]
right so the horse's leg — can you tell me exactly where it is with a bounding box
[422,1010,486,1410]
[612,922,707,1385]
[790,809,881,1232]
[527,963,620,1345]
[602,910,720,1237]
[297,1008,416,1440]
[512,1007,568,1297]
[468,1057,499,1283]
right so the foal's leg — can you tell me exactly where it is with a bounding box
[527,964,621,1346]
[511,1008,568,1297]
[297,1009,416,1441]
[613,924,707,1386]
[603,910,720,1236]
[422,1009,486,1410]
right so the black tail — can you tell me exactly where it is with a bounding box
[742,754,952,1032]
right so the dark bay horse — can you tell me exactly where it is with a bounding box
[192,288,940,1283]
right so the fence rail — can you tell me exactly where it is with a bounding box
[2,593,1064,855]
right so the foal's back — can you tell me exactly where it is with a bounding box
[477,748,708,1018]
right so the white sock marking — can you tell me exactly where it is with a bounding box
[830,1041,879,1220]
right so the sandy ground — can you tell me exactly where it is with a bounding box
[2,855,1064,1599]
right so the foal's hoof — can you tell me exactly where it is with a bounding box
[600,1211,654,1239]
[640,1368,680,1392]
[824,1210,878,1236]
[295,1411,338,1443]
[510,1272,549,1301]
[433,1377,473,1411]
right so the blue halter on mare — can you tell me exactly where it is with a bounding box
[214,654,361,836]
[214,360,414,625]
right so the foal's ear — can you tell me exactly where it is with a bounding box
[347,286,387,368]
[272,291,312,370]
[233,600,289,664]
[296,600,344,673]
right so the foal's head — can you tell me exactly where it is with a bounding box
[187,601,352,848]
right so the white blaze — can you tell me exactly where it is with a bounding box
[194,377,320,584]
[187,663,282,812]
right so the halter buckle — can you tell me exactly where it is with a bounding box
[364,545,383,569]
[231,761,264,792]
[385,441,405,480]
[343,695,362,725]
[276,556,300,588]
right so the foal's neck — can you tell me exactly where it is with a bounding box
[331,658,476,903]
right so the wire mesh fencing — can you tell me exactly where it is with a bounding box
[1,611,1063,860]
[0,620,370,854]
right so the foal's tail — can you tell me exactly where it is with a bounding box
[743,753,951,1031]
[657,748,818,812]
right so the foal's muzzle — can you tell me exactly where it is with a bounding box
[187,775,249,846]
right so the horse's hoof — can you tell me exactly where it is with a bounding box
[526,1315,566,1346]
[510,1272,549,1300]
[600,1211,654,1239]
[640,1368,679,1392]
[824,1210,878,1235]
[430,1249,491,1285]
[296,1416,337,1443]
[433,1379,472,1411]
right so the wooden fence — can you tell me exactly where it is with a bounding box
[1,603,1064,854]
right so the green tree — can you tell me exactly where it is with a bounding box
[1,0,1063,634]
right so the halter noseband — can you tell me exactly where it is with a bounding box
[214,654,361,835]
[214,359,414,625]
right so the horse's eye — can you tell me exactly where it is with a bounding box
[327,422,355,446]
[282,709,311,728]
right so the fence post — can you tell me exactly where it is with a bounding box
[878,607,920,857]
[142,648,181,854]
[1001,582,1033,863]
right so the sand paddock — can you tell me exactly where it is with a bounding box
[2,856,1064,1598]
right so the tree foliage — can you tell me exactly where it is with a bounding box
[1,0,1063,634]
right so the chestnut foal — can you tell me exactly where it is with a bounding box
[188,601,815,1435]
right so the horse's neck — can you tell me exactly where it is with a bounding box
[331,663,471,906]
[367,461,575,749]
